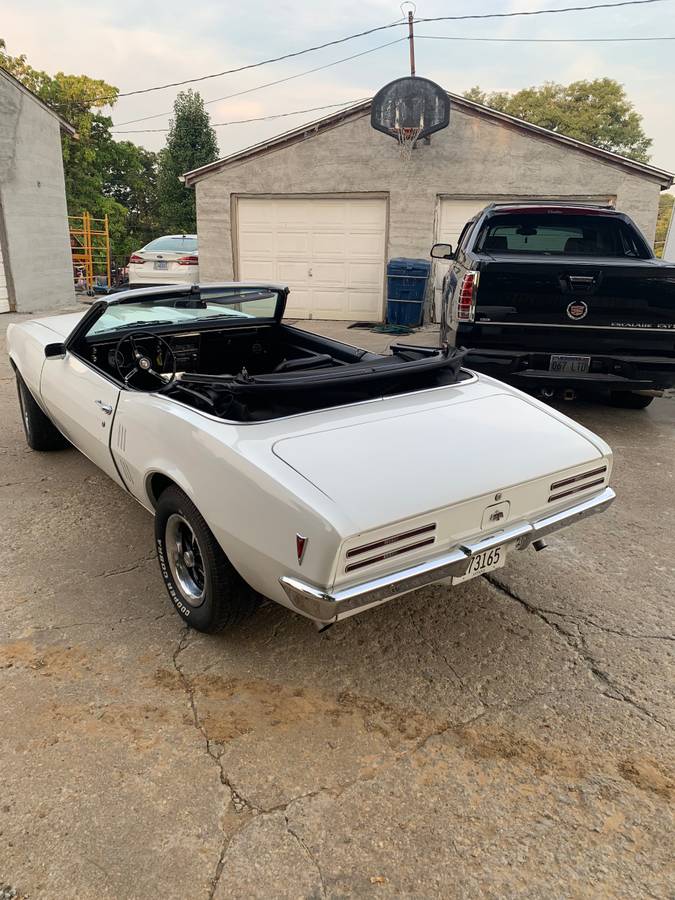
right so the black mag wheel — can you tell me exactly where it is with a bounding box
[154,485,262,633]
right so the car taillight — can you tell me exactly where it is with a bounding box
[456,271,478,321]
[129,254,145,265]
[177,255,199,266]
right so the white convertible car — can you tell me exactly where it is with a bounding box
[8,283,615,632]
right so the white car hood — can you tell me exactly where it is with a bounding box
[31,312,87,339]
[272,391,605,533]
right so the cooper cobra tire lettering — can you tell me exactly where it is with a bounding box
[156,537,190,617]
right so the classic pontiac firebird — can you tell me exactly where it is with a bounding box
[8,283,615,632]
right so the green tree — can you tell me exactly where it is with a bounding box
[156,89,219,232]
[655,193,674,257]
[1,38,161,259]
[464,78,651,162]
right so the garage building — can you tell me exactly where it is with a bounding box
[184,92,673,322]
[0,68,75,314]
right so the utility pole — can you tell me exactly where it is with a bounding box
[407,9,416,76]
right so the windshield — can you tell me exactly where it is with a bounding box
[476,214,650,258]
[87,288,281,337]
[142,236,198,253]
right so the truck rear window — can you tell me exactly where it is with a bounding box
[475,213,650,258]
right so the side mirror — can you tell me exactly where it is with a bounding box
[431,243,454,260]
[45,342,66,359]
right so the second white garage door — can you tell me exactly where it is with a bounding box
[236,197,387,320]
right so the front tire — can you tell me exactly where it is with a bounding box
[16,372,69,451]
[609,391,654,409]
[154,486,261,633]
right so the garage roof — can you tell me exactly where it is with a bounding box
[182,92,673,190]
[0,67,78,136]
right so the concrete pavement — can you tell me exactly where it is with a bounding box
[1,313,673,899]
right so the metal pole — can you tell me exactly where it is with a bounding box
[408,10,416,76]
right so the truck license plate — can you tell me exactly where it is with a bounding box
[549,354,590,375]
[453,545,506,584]
[154,260,168,270]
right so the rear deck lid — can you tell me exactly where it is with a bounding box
[272,392,604,533]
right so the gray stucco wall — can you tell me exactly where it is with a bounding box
[195,105,662,283]
[0,75,74,312]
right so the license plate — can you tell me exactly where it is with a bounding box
[453,544,506,584]
[549,354,590,375]
[154,260,168,270]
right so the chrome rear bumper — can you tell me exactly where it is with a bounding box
[280,487,615,624]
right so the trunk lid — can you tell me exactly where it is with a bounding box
[272,389,607,536]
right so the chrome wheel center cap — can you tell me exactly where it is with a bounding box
[182,550,195,567]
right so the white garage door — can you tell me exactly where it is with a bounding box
[0,238,9,314]
[237,197,387,321]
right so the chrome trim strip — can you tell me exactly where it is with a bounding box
[346,523,437,558]
[279,487,616,623]
[550,465,607,491]
[474,321,675,333]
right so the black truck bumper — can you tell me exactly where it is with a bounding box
[463,348,675,395]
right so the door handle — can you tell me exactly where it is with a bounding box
[95,400,113,415]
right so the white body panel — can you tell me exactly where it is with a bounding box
[7,305,613,621]
[237,197,387,321]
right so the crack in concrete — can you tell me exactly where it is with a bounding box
[99,553,156,579]
[171,627,260,899]
[484,573,668,730]
[285,814,327,899]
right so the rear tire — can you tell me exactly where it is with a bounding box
[16,372,69,451]
[608,391,654,409]
[154,485,262,633]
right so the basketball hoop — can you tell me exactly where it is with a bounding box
[396,126,422,162]
[371,77,451,162]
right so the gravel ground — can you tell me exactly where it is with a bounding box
[1,311,673,899]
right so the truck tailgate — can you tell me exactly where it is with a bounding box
[474,256,675,347]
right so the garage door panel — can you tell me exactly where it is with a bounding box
[349,262,383,285]
[239,259,277,281]
[237,197,386,320]
[277,261,310,282]
[347,291,381,317]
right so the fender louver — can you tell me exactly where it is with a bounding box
[548,465,607,503]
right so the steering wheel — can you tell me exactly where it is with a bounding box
[114,331,177,391]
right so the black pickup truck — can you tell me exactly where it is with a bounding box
[431,203,675,408]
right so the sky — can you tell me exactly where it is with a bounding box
[2,0,675,173]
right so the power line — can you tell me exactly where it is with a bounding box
[84,0,667,104]
[113,38,404,128]
[112,98,369,133]
[417,33,675,42]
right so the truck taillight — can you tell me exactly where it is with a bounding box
[177,255,199,266]
[457,271,478,322]
[129,254,144,265]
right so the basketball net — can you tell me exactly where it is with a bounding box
[396,126,422,162]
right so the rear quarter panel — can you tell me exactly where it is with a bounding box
[112,393,348,607]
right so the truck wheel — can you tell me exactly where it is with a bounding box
[16,372,69,451]
[154,485,262,633]
[609,391,654,410]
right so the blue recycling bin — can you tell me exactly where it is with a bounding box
[386,258,430,327]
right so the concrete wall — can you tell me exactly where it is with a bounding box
[195,105,662,283]
[0,75,74,313]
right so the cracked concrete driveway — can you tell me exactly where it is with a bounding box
[1,313,673,899]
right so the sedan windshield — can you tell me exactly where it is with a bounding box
[87,288,280,337]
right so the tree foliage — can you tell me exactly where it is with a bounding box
[463,78,651,162]
[655,193,674,257]
[0,38,160,257]
[156,90,219,233]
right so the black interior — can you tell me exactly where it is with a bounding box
[82,323,468,422]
